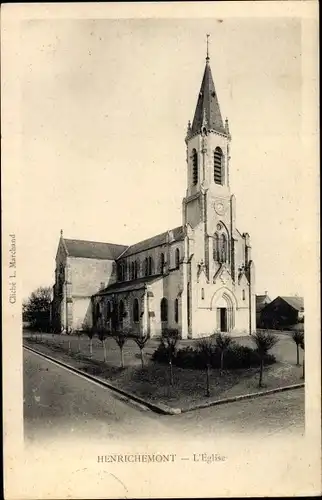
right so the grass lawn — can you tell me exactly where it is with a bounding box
[23,330,304,411]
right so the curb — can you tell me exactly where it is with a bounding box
[23,344,181,415]
[181,383,305,413]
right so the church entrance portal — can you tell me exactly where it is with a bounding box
[219,308,228,332]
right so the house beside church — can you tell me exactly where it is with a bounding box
[51,44,256,339]
[259,296,304,330]
[256,291,271,327]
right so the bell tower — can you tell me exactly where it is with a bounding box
[183,36,236,280]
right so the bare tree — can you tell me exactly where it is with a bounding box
[75,330,83,354]
[97,327,108,363]
[106,298,128,368]
[196,337,214,397]
[251,330,279,388]
[133,334,149,369]
[82,322,95,358]
[113,331,128,368]
[215,332,234,375]
[291,330,304,366]
[161,328,180,386]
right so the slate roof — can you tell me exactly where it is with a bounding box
[279,296,304,311]
[256,294,271,312]
[63,238,128,260]
[191,60,226,136]
[119,226,184,259]
[95,274,163,296]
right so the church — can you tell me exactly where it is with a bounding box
[51,43,256,339]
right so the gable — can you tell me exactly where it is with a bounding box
[213,264,232,286]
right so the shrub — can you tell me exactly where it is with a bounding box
[175,346,205,369]
[152,341,276,370]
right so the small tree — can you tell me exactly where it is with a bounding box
[82,322,95,358]
[299,335,305,379]
[97,327,108,362]
[161,328,180,386]
[75,330,83,354]
[251,330,279,388]
[113,331,128,368]
[196,337,214,397]
[215,332,234,375]
[292,330,304,366]
[107,298,128,368]
[133,333,149,369]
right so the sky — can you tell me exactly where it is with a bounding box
[20,17,307,300]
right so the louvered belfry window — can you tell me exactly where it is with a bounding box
[192,149,198,185]
[214,147,224,185]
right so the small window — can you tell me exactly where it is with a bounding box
[175,248,180,269]
[192,149,198,185]
[201,288,205,300]
[133,298,139,323]
[214,147,224,185]
[160,253,165,274]
[144,257,149,277]
[148,256,154,276]
[96,303,100,321]
[174,298,179,323]
[161,298,168,322]
[242,289,246,301]
[119,300,125,322]
[131,262,135,280]
[134,260,139,279]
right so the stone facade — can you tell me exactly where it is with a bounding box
[51,51,256,338]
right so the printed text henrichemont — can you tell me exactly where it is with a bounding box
[98,454,176,463]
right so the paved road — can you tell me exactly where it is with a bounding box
[24,348,304,444]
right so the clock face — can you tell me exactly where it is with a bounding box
[214,201,225,215]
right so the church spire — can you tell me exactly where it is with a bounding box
[190,36,225,136]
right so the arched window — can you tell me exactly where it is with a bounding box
[95,303,100,324]
[118,262,126,281]
[119,300,125,323]
[144,257,149,277]
[213,233,220,261]
[148,256,154,275]
[131,262,135,280]
[160,298,168,322]
[160,253,165,274]
[133,298,139,323]
[117,262,122,281]
[214,147,224,185]
[106,301,111,329]
[175,248,180,269]
[174,298,179,323]
[192,149,198,185]
[134,260,139,279]
[220,234,227,263]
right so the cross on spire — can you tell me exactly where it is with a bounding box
[206,34,210,63]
